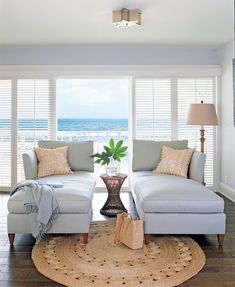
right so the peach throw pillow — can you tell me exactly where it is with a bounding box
[154,146,194,178]
[35,146,73,178]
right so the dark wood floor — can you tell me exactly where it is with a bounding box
[0,192,235,287]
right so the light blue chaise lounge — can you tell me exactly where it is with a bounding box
[131,140,226,246]
[7,140,96,245]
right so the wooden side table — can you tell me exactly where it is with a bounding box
[100,173,127,217]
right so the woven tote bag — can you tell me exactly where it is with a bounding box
[114,212,144,249]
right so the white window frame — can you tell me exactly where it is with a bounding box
[133,76,219,190]
[0,65,221,192]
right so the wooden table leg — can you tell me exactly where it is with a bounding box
[217,234,225,247]
[8,233,15,246]
[144,234,151,244]
[83,233,88,244]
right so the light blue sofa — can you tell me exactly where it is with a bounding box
[132,140,226,246]
[7,140,96,245]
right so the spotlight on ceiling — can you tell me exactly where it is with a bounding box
[112,8,141,27]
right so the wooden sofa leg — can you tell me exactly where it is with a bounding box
[144,234,151,244]
[8,233,15,246]
[83,233,88,244]
[217,234,225,247]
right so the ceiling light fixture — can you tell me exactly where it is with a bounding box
[112,8,141,27]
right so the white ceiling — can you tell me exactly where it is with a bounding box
[0,0,233,47]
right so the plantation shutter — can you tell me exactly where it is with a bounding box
[135,79,172,140]
[177,78,215,186]
[135,77,215,188]
[17,79,53,181]
[0,80,12,188]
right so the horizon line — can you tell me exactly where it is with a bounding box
[57,118,128,120]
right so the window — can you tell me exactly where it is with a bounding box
[0,80,12,189]
[17,80,53,181]
[177,78,215,186]
[0,72,217,191]
[56,79,130,186]
[135,79,171,140]
[135,77,215,188]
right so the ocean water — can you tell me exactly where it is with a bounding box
[58,118,128,131]
[57,119,129,142]
[0,118,128,131]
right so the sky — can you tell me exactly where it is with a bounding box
[57,79,129,119]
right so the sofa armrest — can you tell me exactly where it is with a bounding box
[189,151,206,184]
[22,151,38,180]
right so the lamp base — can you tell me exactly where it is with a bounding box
[200,128,205,153]
[200,128,206,186]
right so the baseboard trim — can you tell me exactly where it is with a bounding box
[220,182,235,203]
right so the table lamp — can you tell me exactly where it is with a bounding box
[187,101,218,153]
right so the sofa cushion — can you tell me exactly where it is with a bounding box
[189,151,206,183]
[35,146,73,178]
[155,146,194,178]
[38,140,94,172]
[8,172,96,214]
[132,172,224,214]
[132,140,188,171]
[23,150,38,180]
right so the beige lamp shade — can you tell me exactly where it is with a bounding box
[187,102,218,126]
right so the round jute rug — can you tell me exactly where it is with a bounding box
[32,221,206,287]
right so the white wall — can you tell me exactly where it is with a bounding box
[0,46,220,65]
[219,40,235,200]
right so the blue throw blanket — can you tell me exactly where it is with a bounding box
[10,180,59,243]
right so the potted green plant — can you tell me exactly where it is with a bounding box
[90,138,128,176]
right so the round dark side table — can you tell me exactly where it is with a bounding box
[100,173,127,217]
